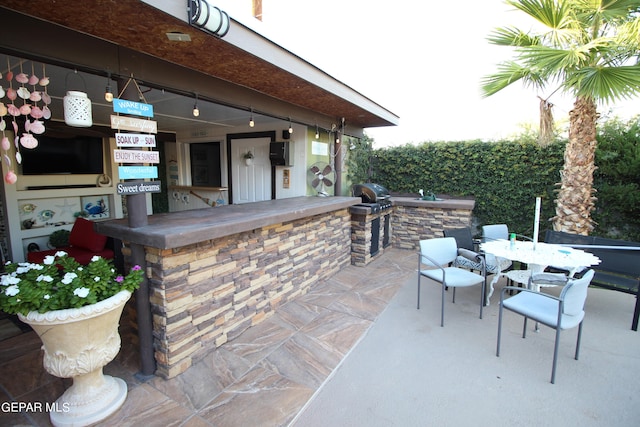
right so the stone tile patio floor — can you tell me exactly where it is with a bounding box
[0,248,416,426]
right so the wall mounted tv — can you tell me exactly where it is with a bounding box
[20,134,104,175]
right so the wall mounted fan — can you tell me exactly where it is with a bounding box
[308,162,335,196]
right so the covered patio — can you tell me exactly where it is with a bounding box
[1,248,638,426]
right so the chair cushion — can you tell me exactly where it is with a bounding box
[484,254,512,274]
[454,253,511,274]
[69,217,108,252]
[421,267,484,288]
[502,292,584,330]
[453,255,483,271]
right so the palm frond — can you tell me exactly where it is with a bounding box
[574,0,640,23]
[487,27,540,47]
[567,65,640,103]
[484,0,640,104]
[520,45,589,73]
[614,15,640,61]
[507,0,576,30]
[480,61,547,97]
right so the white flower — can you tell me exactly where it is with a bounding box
[43,255,56,265]
[36,275,54,283]
[55,251,68,257]
[91,255,101,262]
[73,287,90,298]
[1,275,20,286]
[94,276,101,282]
[5,285,19,296]
[61,272,78,285]
[44,294,50,300]
[15,266,30,274]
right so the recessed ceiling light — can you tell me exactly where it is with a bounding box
[166,32,191,42]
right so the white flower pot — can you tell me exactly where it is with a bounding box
[19,290,131,426]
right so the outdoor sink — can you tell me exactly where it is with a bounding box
[416,197,444,201]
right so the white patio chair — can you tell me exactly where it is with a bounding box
[418,237,486,327]
[496,269,595,384]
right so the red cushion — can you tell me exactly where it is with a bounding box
[69,217,107,252]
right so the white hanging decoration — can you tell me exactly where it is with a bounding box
[64,90,92,127]
[63,71,92,127]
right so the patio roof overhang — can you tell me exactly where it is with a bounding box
[0,0,398,137]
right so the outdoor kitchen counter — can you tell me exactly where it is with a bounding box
[390,196,476,250]
[96,195,360,379]
[390,196,475,210]
[96,195,360,249]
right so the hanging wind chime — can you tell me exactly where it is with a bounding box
[0,57,53,184]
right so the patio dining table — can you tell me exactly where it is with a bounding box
[481,239,601,304]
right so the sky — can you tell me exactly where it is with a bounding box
[256,0,639,147]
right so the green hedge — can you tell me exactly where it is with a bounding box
[592,117,640,240]
[370,140,565,238]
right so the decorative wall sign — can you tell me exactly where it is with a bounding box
[110,115,157,134]
[81,196,110,218]
[115,133,156,147]
[113,149,160,164]
[112,98,153,118]
[118,166,158,179]
[117,181,161,195]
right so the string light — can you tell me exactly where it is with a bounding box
[104,72,113,102]
[193,93,200,117]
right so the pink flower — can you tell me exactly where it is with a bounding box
[115,275,124,283]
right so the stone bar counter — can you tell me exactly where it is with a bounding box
[391,196,475,251]
[96,196,359,378]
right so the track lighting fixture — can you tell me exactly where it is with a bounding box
[249,108,255,127]
[104,72,113,102]
[193,93,200,117]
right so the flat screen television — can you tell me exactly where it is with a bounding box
[19,133,104,175]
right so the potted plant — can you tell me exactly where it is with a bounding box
[0,252,143,426]
[243,150,254,166]
[48,229,71,248]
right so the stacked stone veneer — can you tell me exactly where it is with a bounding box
[392,204,473,251]
[138,208,352,379]
[350,209,390,266]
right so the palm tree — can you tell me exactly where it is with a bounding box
[482,0,640,235]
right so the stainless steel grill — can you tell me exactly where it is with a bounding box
[350,183,393,256]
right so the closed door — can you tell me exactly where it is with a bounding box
[231,137,271,204]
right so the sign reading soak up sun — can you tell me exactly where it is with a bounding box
[112,98,154,117]
[115,133,156,147]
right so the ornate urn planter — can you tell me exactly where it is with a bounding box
[18,290,131,427]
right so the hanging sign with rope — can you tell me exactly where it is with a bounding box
[112,98,153,117]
